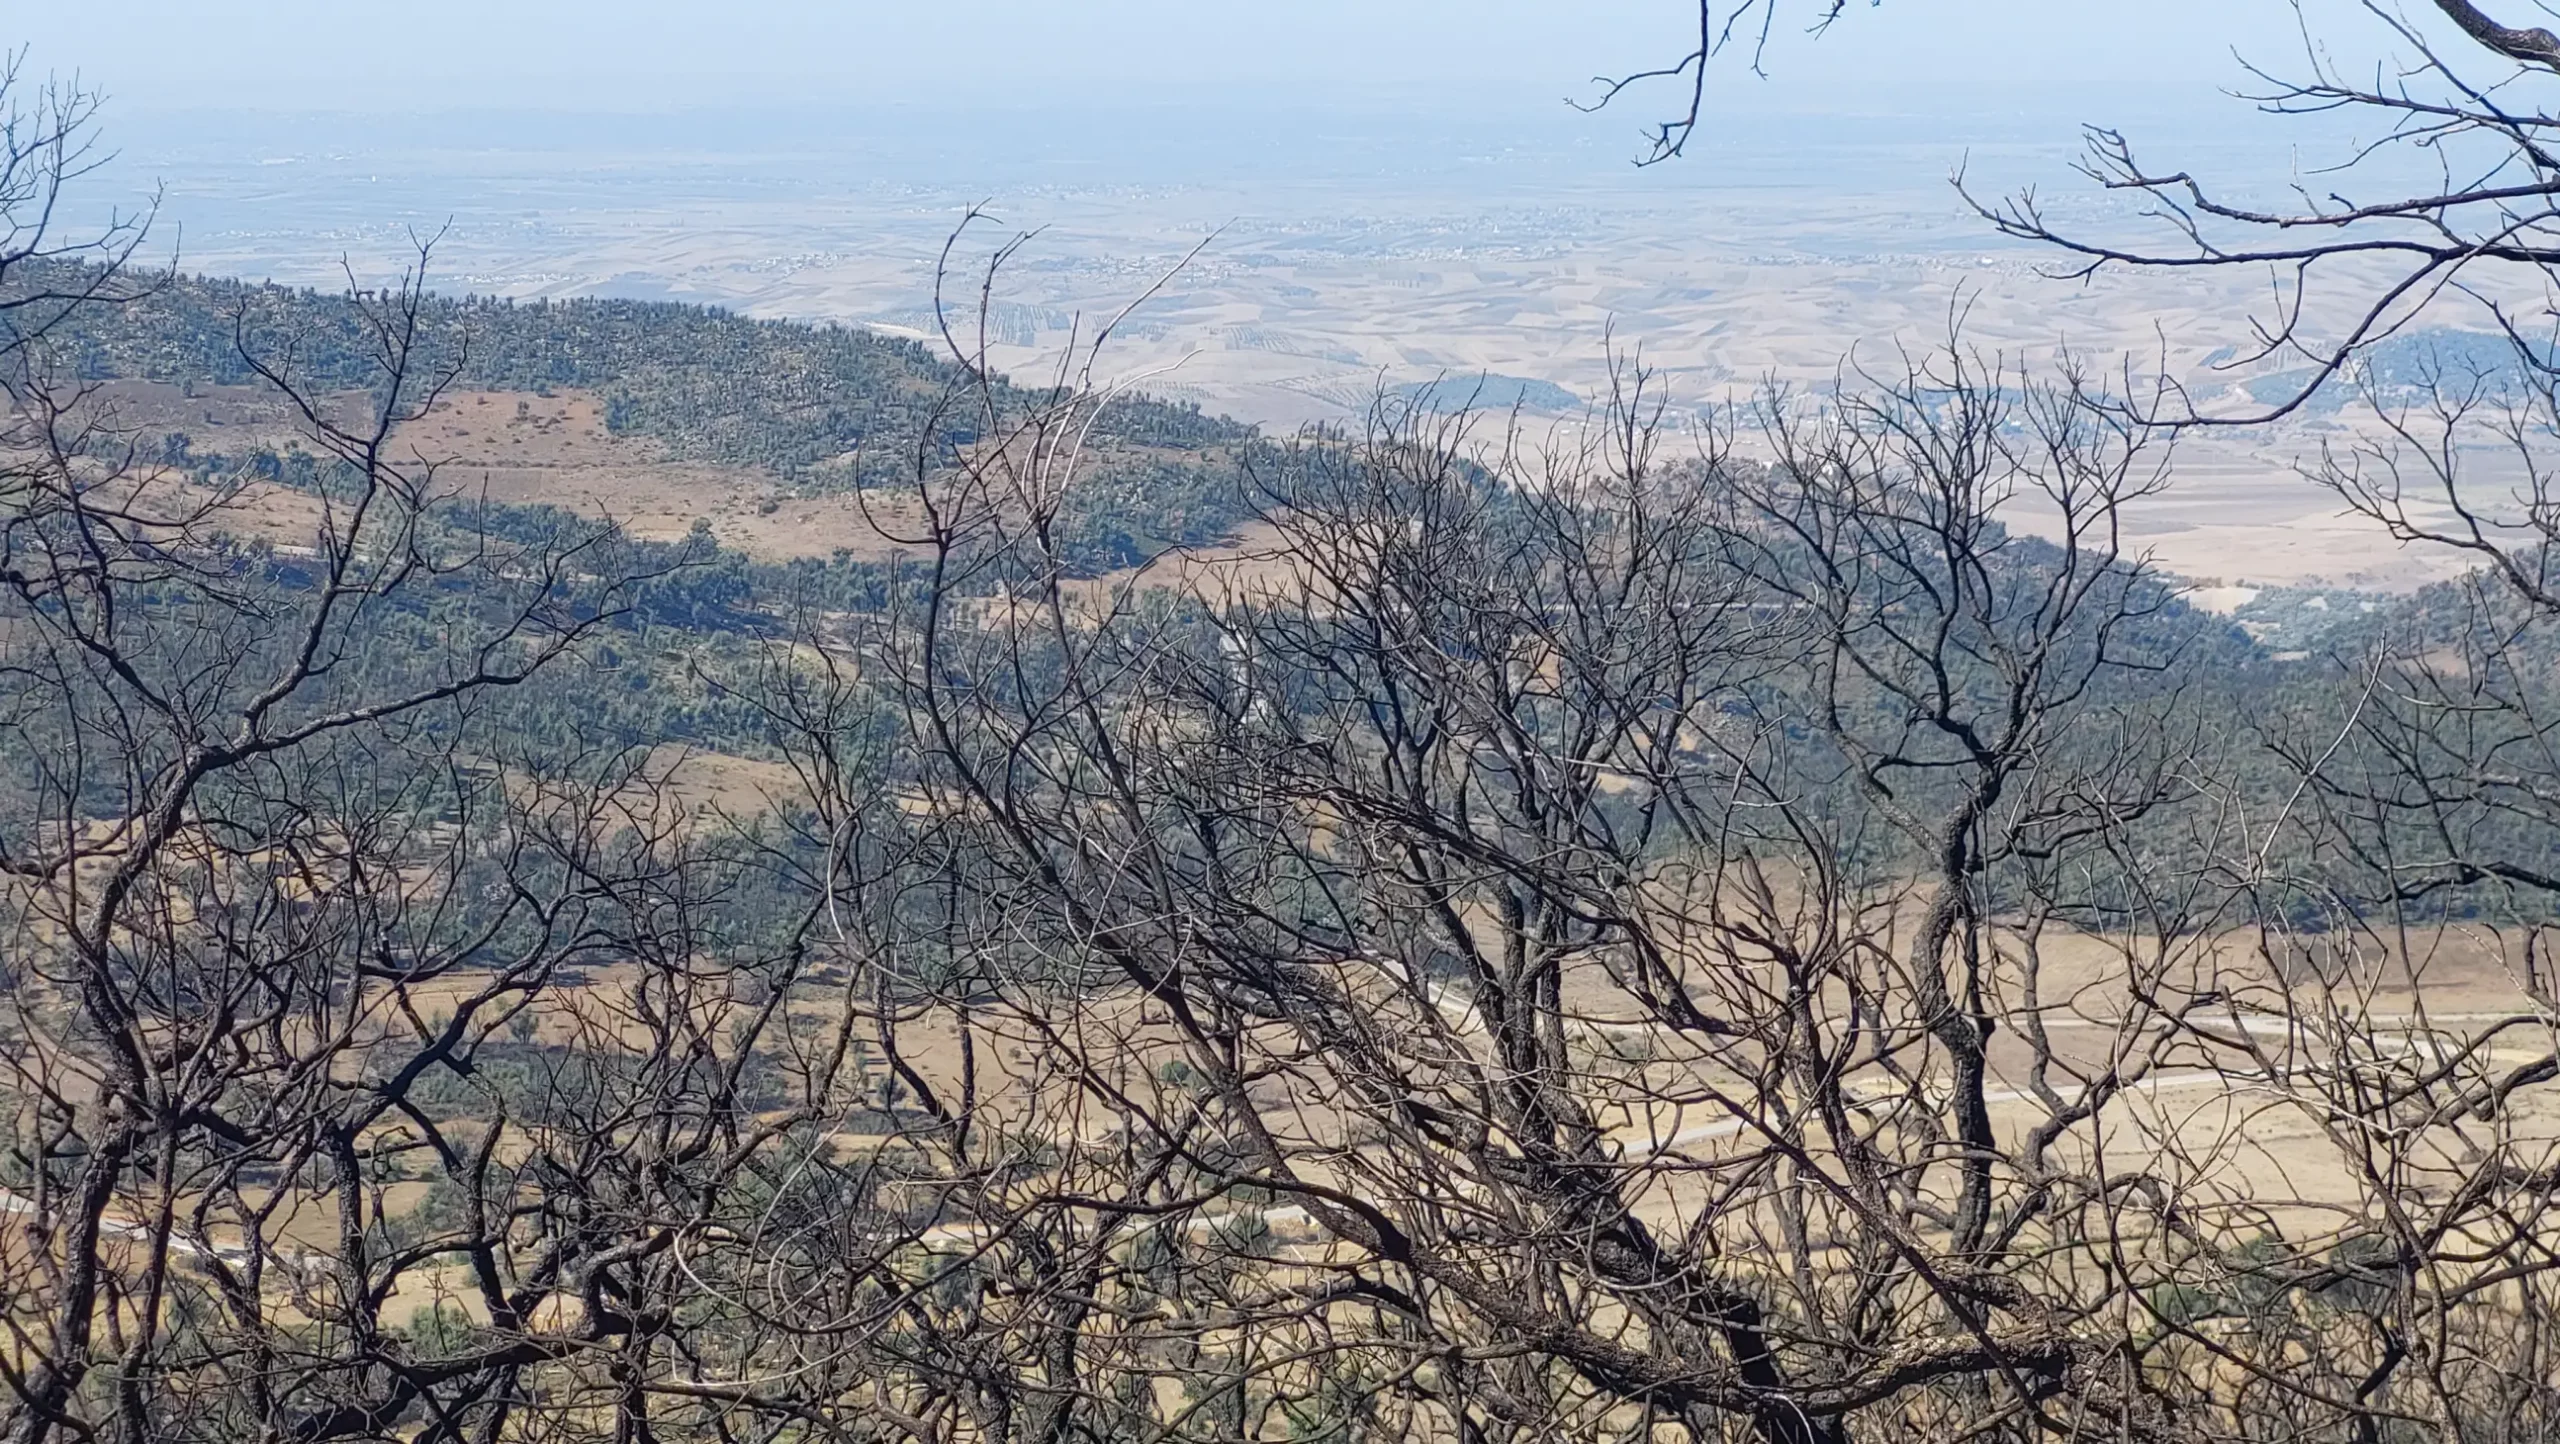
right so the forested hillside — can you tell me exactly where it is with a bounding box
[18,259,1257,566]
[20,252,2535,904]
[27,260,1246,460]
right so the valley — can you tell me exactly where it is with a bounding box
[105,101,2492,589]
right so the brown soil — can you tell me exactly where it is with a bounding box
[76,383,938,564]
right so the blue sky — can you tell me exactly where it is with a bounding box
[37,1,2326,118]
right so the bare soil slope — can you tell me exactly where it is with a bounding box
[87,381,934,562]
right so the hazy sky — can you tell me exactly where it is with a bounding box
[36,1,2331,118]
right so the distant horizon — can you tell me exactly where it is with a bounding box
[37,2,2322,128]
[77,77,2317,213]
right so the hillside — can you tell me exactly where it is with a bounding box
[16,255,2560,1444]
[14,261,1258,570]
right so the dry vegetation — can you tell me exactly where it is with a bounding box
[77,378,939,559]
[19,8,2560,1442]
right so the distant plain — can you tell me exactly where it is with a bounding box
[103,95,2506,590]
